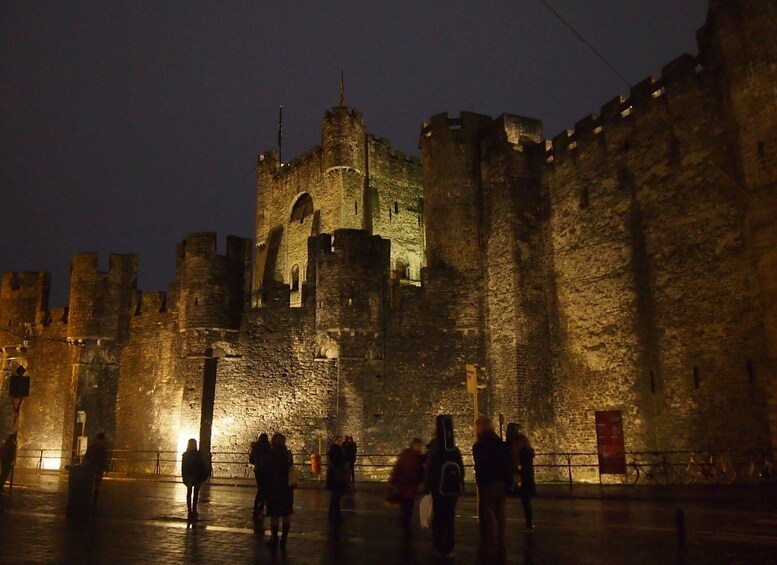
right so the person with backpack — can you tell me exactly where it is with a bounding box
[473,417,510,556]
[425,415,465,557]
[249,433,271,522]
[181,438,209,522]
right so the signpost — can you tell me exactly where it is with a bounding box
[465,364,479,441]
[8,366,31,494]
[465,363,484,519]
[595,410,627,476]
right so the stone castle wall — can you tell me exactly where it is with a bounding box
[1,1,775,473]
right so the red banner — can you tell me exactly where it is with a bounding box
[595,410,626,475]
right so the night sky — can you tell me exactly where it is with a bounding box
[1,1,708,306]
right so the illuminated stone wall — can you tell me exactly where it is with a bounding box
[704,0,777,450]
[1,1,774,473]
[543,53,767,453]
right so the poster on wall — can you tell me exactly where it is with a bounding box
[595,410,626,475]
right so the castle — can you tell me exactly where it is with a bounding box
[1,1,775,475]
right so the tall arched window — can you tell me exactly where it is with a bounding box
[291,264,300,291]
[290,193,314,224]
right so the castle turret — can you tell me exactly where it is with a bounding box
[312,229,389,355]
[323,107,367,231]
[175,232,251,331]
[420,112,492,273]
[702,0,777,448]
[0,272,50,347]
[68,253,137,342]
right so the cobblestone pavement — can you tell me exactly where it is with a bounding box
[1,473,776,564]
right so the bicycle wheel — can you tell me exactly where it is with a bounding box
[678,464,696,485]
[651,461,678,486]
[713,462,736,485]
[620,463,639,485]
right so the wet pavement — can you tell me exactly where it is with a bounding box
[1,472,776,564]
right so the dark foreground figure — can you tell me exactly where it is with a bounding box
[426,415,465,557]
[0,433,17,493]
[265,433,294,550]
[326,436,350,523]
[181,438,209,522]
[473,416,510,557]
[249,432,271,522]
[388,437,424,538]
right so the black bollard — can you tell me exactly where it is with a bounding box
[675,508,686,550]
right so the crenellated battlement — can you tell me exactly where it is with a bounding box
[543,53,700,167]
[132,291,167,316]
[421,111,493,141]
[68,252,138,341]
[367,135,421,165]
[256,146,324,178]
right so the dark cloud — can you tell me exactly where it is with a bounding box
[0,1,708,305]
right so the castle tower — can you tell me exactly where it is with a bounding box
[322,107,368,231]
[0,271,51,437]
[702,0,777,447]
[420,112,492,273]
[67,252,137,449]
[174,232,251,455]
[477,115,556,447]
[310,229,390,444]
[175,232,251,331]
[0,272,50,347]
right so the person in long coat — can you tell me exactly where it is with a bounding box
[425,415,465,557]
[181,438,209,522]
[507,426,537,530]
[326,436,348,523]
[0,434,17,493]
[265,433,294,550]
[249,433,271,521]
[84,432,109,501]
[388,437,424,538]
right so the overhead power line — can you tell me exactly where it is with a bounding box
[538,0,632,89]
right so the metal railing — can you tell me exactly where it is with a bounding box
[12,447,775,486]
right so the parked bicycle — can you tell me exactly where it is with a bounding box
[620,453,677,485]
[745,451,775,484]
[679,451,736,485]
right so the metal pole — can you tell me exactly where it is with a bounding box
[473,380,479,521]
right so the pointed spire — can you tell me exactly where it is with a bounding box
[339,68,345,107]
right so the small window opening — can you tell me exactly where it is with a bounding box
[746,359,755,384]
[580,186,590,209]
[394,201,399,213]
[669,135,681,162]
[389,207,392,221]
[291,264,300,292]
[649,371,655,394]
[194,297,199,306]
[354,201,358,215]
[693,366,700,389]
[757,141,766,163]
